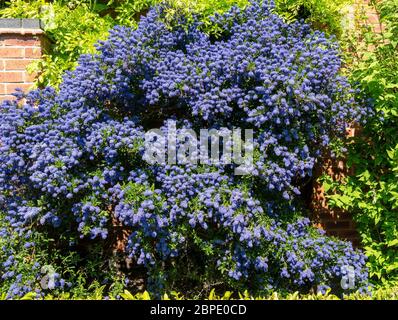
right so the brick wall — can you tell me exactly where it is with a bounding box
[0,11,384,246]
[310,127,361,247]
[362,0,384,33]
[310,1,383,247]
[0,19,47,103]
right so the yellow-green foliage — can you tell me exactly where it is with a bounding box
[0,0,113,87]
[6,286,398,300]
[323,0,398,286]
[0,0,353,88]
[274,0,353,36]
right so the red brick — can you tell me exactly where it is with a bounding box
[5,83,33,94]
[317,210,352,220]
[373,25,384,33]
[326,231,340,237]
[24,71,37,82]
[4,59,35,70]
[0,47,24,58]
[0,95,15,102]
[351,240,361,248]
[324,220,351,230]
[0,35,41,47]
[0,84,5,95]
[367,13,380,25]
[337,230,360,238]
[0,71,24,83]
[24,47,42,58]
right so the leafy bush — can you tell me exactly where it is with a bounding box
[0,205,126,298]
[0,0,114,87]
[0,0,352,88]
[0,1,369,298]
[323,0,398,286]
[5,286,398,300]
[274,0,352,36]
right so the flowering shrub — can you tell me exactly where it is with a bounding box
[324,0,398,285]
[1,0,352,88]
[0,1,370,297]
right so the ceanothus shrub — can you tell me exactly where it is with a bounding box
[0,1,369,297]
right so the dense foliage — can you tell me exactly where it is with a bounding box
[324,0,398,286]
[274,0,352,36]
[4,285,398,300]
[0,0,115,87]
[0,0,352,87]
[0,1,370,298]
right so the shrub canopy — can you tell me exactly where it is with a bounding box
[0,1,370,297]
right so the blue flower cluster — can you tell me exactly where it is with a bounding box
[0,214,71,298]
[0,1,369,296]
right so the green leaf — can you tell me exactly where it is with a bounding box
[141,291,151,300]
[120,290,135,300]
[386,263,398,272]
[20,292,37,300]
[387,239,398,247]
[208,288,216,300]
[387,149,396,160]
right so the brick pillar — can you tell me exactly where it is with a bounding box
[0,19,47,103]
[310,128,361,247]
[310,1,383,247]
[362,0,384,33]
